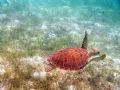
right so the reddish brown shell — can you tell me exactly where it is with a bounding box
[47,48,89,70]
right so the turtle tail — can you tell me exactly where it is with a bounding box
[81,31,88,49]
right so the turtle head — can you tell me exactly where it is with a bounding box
[89,48,100,57]
[89,49,106,62]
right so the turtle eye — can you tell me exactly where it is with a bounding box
[97,51,100,54]
[92,48,99,55]
[94,51,100,55]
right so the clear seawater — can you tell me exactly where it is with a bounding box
[0,1,120,67]
[0,0,120,58]
[0,0,120,90]
[0,0,120,62]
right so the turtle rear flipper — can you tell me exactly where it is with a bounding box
[81,31,88,49]
[45,63,56,72]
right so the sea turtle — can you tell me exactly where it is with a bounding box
[45,31,106,72]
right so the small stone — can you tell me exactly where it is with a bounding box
[32,71,47,80]
[0,69,6,76]
[67,85,76,90]
[30,89,36,90]
[39,71,47,79]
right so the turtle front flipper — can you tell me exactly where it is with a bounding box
[89,54,106,63]
[81,31,88,49]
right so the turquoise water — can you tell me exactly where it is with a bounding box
[0,0,120,63]
[0,0,120,89]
